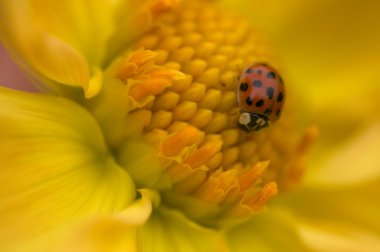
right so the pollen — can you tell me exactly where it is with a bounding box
[111,0,314,227]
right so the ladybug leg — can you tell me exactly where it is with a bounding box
[251,116,270,131]
[238,122,250,132]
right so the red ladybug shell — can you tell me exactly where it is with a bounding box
[237,64,285,122]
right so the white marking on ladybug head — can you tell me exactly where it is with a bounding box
[239,112,251,126]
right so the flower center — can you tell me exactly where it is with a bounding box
[101,0,316,228]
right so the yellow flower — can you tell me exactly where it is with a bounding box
[1,0,380,252]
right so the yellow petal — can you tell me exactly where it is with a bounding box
[299,219,380,252]
[137,207,227,252]
[226,189,380,252]
[0,1,88,89]
[0,87,135,251]
[228,203,380,252]
[85,67,104,98]
[305,122,380,187]
[226,210,313,252]
[0,0,121,65]
[0,0,122,97]
[273,179,380,247]
[57,189,155,252]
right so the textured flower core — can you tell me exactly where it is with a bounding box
[106,0,315,228]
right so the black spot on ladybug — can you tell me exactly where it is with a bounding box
[240,83,249,91]
[257,70,263,75]
[276,109,281,117]
[253,80,263,87]
[277,92,283,102]
[266,87,274,99]
[245,97,253,106]
[246,68,254,74]
[255,99,264,107]
[264,109,272,115]
[267,72,276,79]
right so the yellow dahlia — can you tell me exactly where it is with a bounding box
[1,0,380,251]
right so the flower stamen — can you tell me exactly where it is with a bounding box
[104,0,315,228]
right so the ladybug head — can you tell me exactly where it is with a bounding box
[238,112,269,132]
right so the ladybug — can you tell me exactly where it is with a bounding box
[236,63,285,132]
